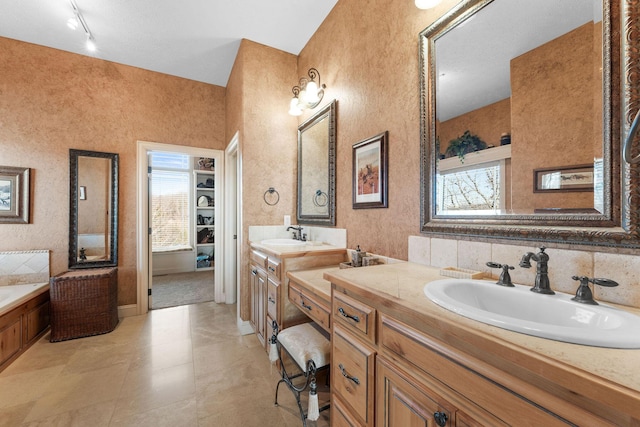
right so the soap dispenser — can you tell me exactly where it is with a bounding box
[353,245,363,267]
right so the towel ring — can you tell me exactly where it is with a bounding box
[264,187,280,206]
[623,109,640,164]
[313,190,328,207]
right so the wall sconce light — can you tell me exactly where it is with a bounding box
[415,0,442,9]
[288,68,326,116]
[68,0,96,52]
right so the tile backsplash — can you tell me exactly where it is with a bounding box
[408,236,640,309]
[0,250,50,286]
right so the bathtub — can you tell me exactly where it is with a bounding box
[0,282,49,316]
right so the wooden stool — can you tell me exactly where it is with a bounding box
[271,321,330,426]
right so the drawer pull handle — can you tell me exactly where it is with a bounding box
[338,364,360,385]
[338,307,360,323]
[251,269,257,275]
[268,297,275,304]
[301,300,312,311]
[434,411,448,427]
[268,266,275,272]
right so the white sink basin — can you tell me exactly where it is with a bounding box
[424,279,640,348]
[260,238,306,248]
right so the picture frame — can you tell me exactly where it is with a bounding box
[352,131,388,209]
[79,186,86,200]
[533,164,594,192]
[0,166,30,224]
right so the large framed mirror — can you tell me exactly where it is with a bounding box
[420,0,640,248]
[297,100,336,225]
[69,149,119,269]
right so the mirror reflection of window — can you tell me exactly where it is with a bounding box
[437,161,503,215]
[150,152,191,252]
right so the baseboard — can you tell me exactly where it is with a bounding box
[118,304,138,318]
[237,318,254,335]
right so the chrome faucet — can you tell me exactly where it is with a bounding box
[286,226,305,241]
[519,247,554,294]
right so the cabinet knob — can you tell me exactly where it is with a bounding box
[251,269,257,275]
[433,411,448,426]
[301,300,312,311]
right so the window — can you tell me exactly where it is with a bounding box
[436,161,503,215]
[150,152,191,252]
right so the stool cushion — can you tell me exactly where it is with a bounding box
[278,322,330,370]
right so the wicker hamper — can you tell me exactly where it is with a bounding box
[49,267,119,342]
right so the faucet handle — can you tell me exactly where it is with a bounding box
[486,262,515,287]
[570,276,619,305]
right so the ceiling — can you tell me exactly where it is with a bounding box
[434,0,601,121]
[0,0,339,87]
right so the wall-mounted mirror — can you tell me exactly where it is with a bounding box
[420,0,640,248]
[69,149,119,268]
[297,100,336,225]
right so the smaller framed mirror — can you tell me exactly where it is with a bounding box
[297,100,336,225]
[69,149,119,269]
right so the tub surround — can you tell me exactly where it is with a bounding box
[0,251,51,373]
[0,250,50,286]
[324,262,640,425]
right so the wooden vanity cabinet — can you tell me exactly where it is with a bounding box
[249,244,345,351]
[331,283,617,427]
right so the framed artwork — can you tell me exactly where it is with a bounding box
[352,131,388,209]
[0,166,30,224]
[533,164,594,192]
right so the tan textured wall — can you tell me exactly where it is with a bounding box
[226,39,298,321]
[295,0,455,259]
[511,23,596,212]
[439,98,511,152]
[0,37,226,305]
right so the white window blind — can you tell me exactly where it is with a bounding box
[150,153,191,252]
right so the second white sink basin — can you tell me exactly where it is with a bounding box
[260,238,306,248]
[424,279,640,348]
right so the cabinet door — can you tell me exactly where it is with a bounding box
[249,264,267,346]
[377,356,453,427]
[333,324,376,426]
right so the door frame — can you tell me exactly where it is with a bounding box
[136,140,225,314]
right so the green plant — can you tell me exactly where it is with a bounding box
[444,130,487,162]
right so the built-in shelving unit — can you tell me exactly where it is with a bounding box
[194,166,215,271]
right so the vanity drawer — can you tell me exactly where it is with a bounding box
[267,258,281,280]
[333,292,376,343]
[250,250,267,270]
[332,324,376,426]
[267,279,279,321]
[288,282,330,332]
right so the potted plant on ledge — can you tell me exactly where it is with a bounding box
[444,130,488,162]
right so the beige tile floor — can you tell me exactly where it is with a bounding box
[0,303,330,426]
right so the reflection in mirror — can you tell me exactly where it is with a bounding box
[433,0,605,217]
[69,149,118,269]
[297,100,336,225]
[418,0,640,248]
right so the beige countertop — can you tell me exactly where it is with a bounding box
[287,266,338,303]
[249,241,346,259]
[322,262,640,416]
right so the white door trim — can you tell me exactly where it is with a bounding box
[136,140,225,314]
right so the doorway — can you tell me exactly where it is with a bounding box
[136,141,224,314]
